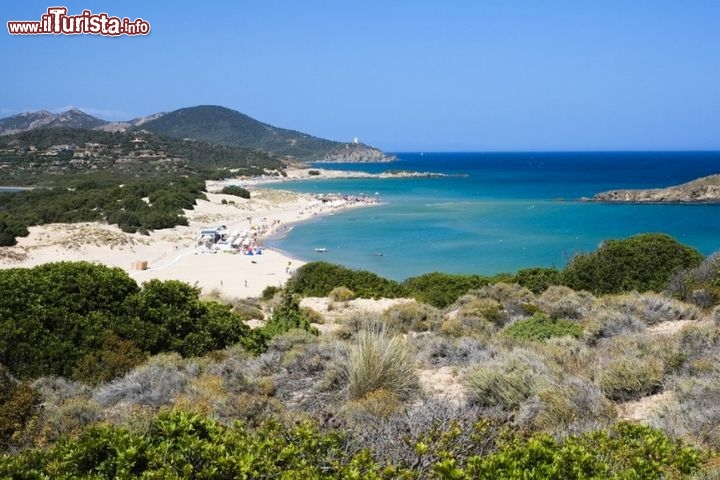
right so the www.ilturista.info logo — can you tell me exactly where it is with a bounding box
[7,7,150,36]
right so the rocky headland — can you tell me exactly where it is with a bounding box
[590,174,720,204]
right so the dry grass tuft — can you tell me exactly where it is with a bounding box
[345,323,418,400]
[465,348,553,411]
[603,292,702,326]
[383,301,442,333]
[520,377,617,434]
[537,285,596,320]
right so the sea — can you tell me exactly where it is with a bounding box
[264,152,720,281]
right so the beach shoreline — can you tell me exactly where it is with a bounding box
[0,183,381,299]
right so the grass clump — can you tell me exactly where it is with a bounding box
[598,356,664,402]
[603,292,701,326]
[328,286,355,302]
[466,349,552,411]
[382,301,442,333]
[345,324,418,400]
[522,377,617,434]
[503,313,582,341]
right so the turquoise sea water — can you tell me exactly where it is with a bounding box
[264,152,720,281]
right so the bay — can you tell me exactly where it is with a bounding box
[264,152,720,281]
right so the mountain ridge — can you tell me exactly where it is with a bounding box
[0,105,394,163]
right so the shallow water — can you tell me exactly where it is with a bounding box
[264,152,720,281]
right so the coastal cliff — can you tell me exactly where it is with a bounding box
[315,143,395,163]
[591,174,720,203]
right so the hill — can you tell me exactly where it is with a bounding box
[137,105,393,162]
[0,108,108,134]
[591,174,720,203]
[0,127,283,185]
[0,106,394,163]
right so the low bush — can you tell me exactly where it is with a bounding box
[467,422,702,479]
[414,335,491,368]
[0,366,40,451]
[652,370,720,448]
[562,233,704,295]
[537,285,596,320]
[328,285,355,302]
[457,297,507,327]
[514,267,562,294]
[503,313,583,341]
[93,353,197,409]
[465,348,552,411]
[667,252,720,308]
[583,309,645,343]
[520,377,617,434]
[220,184,251,198]
[0,410,706,479]
[288,262,406,299]
[603,292,701,326]
[598,355,664,402]
[382,301,442,333]
[402,272,492,308]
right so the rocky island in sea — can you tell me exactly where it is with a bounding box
[589,174,720,203]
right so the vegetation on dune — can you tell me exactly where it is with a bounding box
[3,228,720,475]
[0,262,258,382]
[0,410,703,479]
[220,184,251,198]
[502,313,583,341]
[0,127,284,244]
[287,261,407,299]
[561,233,704,295]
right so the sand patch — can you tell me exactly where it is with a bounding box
[417,366,466,405]
[617,391,674,421]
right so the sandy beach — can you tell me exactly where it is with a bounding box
[0,185,379,299]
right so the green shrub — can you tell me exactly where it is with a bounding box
[220,184,251,198]
[403,272,492,308]
[667,252,720,308]
[562,233,704,295]
[466,422,702,479]
[515,267,562,294]
[261,285,281,300]
[262,292,318,340]
[0,263,258,380]
[0,366,40,451]
[287,262,406,299]
[503,313,583,341]
[346,324,418,400]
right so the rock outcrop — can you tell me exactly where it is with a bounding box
[591,174,720,203]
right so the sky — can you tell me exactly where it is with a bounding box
[1,1,719,152]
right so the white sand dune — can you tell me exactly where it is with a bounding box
[0,186,379,299]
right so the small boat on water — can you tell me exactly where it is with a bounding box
[314,247,328,253]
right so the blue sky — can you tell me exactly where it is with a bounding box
[1,1,719,151]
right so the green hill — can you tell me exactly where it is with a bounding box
[138,105,393,162]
